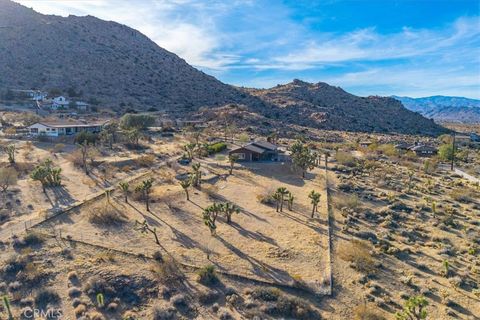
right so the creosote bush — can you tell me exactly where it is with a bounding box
[88,204,127,226]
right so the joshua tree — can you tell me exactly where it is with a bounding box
[5,144,15,164]
[290,140,316,178]
[180,179,191,200]
[222,202,240,224]
[276,187,289,212]
[395,295,428,320]
[135,178,154,211]
[308,190,321,218]
[431,201,437,218]
[80,140,90,175]
[135,219,159,244]
[191,163,202,187]
[228,154,239,175]
[287,192,295,211]
[30,159,62,193]
[119,182,129,203]
[272,192,281,212]
[203,203,222,235]
[184,143,197,160]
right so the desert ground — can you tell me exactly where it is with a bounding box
[1,115,479,320]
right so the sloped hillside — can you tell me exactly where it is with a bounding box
[0,0,255,112]
[247,80,448,135]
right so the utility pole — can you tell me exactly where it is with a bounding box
[451,132,455,171]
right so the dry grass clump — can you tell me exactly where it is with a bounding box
[150,257,185,284]
[449,188,475,203]
[135,154,156,167]
[353,304,386,320]
[34,288,60,308]
[339,240,375,274]
[334,194,360,210]
[153,305,177,320]
[88,203,127,226]
[336,151,356,167]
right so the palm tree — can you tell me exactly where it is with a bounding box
[308,190,321,218]
[180,179,191,200]
[222,203,240,224]
[276,187,289,212]
[228,154,239,175]
[119,182,129,203]
[136,178,154,211]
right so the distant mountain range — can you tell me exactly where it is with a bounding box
[0,0,448,136]
[392,96,480,123]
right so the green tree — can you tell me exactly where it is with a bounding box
[135,178,154,211]
[99,121,118,149]
[120,113,155,130]
[290,140,316,178]
[119,182,129,203]
[395,296,428,320]
[179,179,191,201]
[438,144,455,161]
[308,190,321,218]
[228,154,239,175]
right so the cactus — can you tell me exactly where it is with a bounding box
[96,293,105,308]
[2,295,13,320]
[443,260,450,277]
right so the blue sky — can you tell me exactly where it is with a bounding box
[16,0,480,98]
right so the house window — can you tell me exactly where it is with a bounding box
[237,153,246,160]
[31,128,38,133]
[46,128,50,131]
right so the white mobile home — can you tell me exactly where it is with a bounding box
[27,120,107,137]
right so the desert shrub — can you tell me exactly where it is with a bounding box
[198,290,220,305]
[75,131,98,145]
[34,288,60,308]
[197,265,218,286]
[52,143,65,153]
[88,204,127,226]
[377,144,398,157]
[334,194,360,210]
[171,294,187,307]
[353,305,386,320]
[219,309,234,320]
[339,240,375,274]
[67,271,78,281]
[135,154,156,167]
[207,142,227,154]
[83,276,115,297]
[256,191,276,205]
[88,311,106,320]
[74,304,87,317]
[336,151,356,167]
[423,158,438,174]
[22,231,45,246]
[68,287,82,298]
[2,254,27,275]
[151,257,184,284]
[250,287,281,302]
[153,305,176,320]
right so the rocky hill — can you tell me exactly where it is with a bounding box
[0,0,448,136]
[393,95,480,123]
[247,80,448,135]
[0,0,257,113]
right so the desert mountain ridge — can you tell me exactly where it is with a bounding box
[392,95,480,124]
[0,0,448,135]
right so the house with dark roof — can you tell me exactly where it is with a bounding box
[411,145,438,157]
[228,141,279,162]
